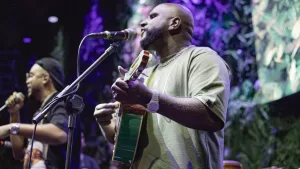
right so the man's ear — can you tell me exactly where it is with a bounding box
[43,74,50,84]
[168,17,181,32]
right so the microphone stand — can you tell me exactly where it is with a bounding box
[65,94,84,169]
[27,42,120,169]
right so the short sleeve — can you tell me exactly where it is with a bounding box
[188,48,231,122]
[47,101,68,133]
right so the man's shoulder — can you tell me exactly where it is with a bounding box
[49,100,66,113]
[43,92,66,111]
[185,45,224,63]
[188,46,231,78]
[45,99,67,121]
[187,45,218,56]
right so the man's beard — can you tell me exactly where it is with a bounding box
[140,28,164,50]
[28,87,40,101]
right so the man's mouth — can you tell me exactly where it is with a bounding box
[141,29,146,37]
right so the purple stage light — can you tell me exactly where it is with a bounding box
[23,37,32,44]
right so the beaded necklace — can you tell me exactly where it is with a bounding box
[159,46,191,67]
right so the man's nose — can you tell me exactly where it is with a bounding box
[140,20,147,28]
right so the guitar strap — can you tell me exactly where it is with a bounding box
[38,92,57,161]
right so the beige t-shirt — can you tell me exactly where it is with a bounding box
[133,45,231,169]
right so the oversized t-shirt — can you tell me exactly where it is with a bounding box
[24,92,81,169]
[133,45,231,169]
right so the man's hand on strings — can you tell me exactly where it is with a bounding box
[111,66,152,105]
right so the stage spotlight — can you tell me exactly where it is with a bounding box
[48,16,59,23]
[23,37,32,44]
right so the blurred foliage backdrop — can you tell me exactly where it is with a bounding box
[253,0,300,104]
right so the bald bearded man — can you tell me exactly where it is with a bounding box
[94,3,231,169]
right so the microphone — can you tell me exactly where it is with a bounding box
[0,92,24,112]
[89,28,137,40]
[0,140,12,148]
